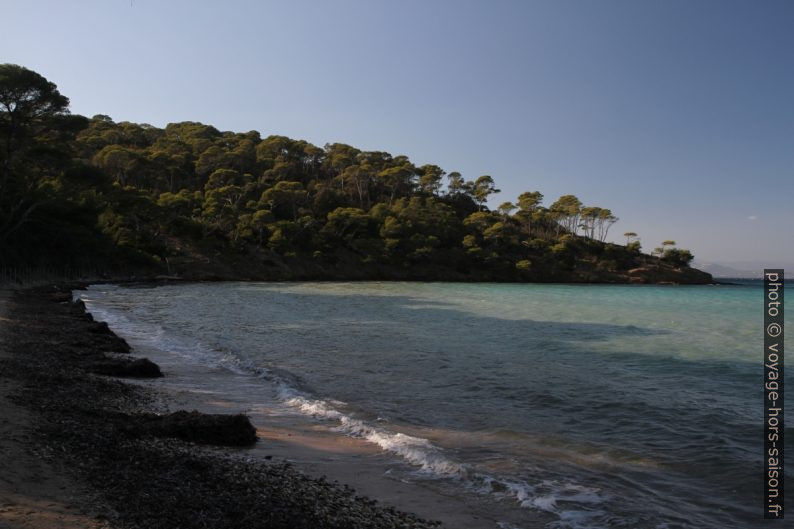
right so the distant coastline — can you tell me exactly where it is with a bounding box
[0,261,714,289]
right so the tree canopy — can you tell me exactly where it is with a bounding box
[0,65,703,283]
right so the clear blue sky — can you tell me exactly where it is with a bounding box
[3,0,793,265]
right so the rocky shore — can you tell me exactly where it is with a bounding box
[0,287,441,529]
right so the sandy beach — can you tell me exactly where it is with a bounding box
[0,286,551,529]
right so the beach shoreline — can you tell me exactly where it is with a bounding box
[0,285,551,529]
[0,286,442,528]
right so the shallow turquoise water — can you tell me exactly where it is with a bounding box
[81,281,792,528]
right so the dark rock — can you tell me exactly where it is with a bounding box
[90,358,163,378]
[86,321,112,334]
[128,411,258,447]
[50,292,72,303]
[490,480,508,492]
[106,334,131,353]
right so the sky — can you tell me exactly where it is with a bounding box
[2,0,793,266]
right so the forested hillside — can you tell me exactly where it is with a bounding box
[0,64,711,283]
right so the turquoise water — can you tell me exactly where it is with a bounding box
[80,281,791,528]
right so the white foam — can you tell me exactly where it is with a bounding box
[275,381,609,529]
[529,495,558,511]
[275,384,467,477]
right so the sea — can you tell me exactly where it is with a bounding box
[77,280,791,529]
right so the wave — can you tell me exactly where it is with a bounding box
[269,380,612,528]
[275,385,468,478]
[77,285,608,528]
[276,386,609,528]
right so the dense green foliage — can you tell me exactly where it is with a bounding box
[0,65,699,281]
